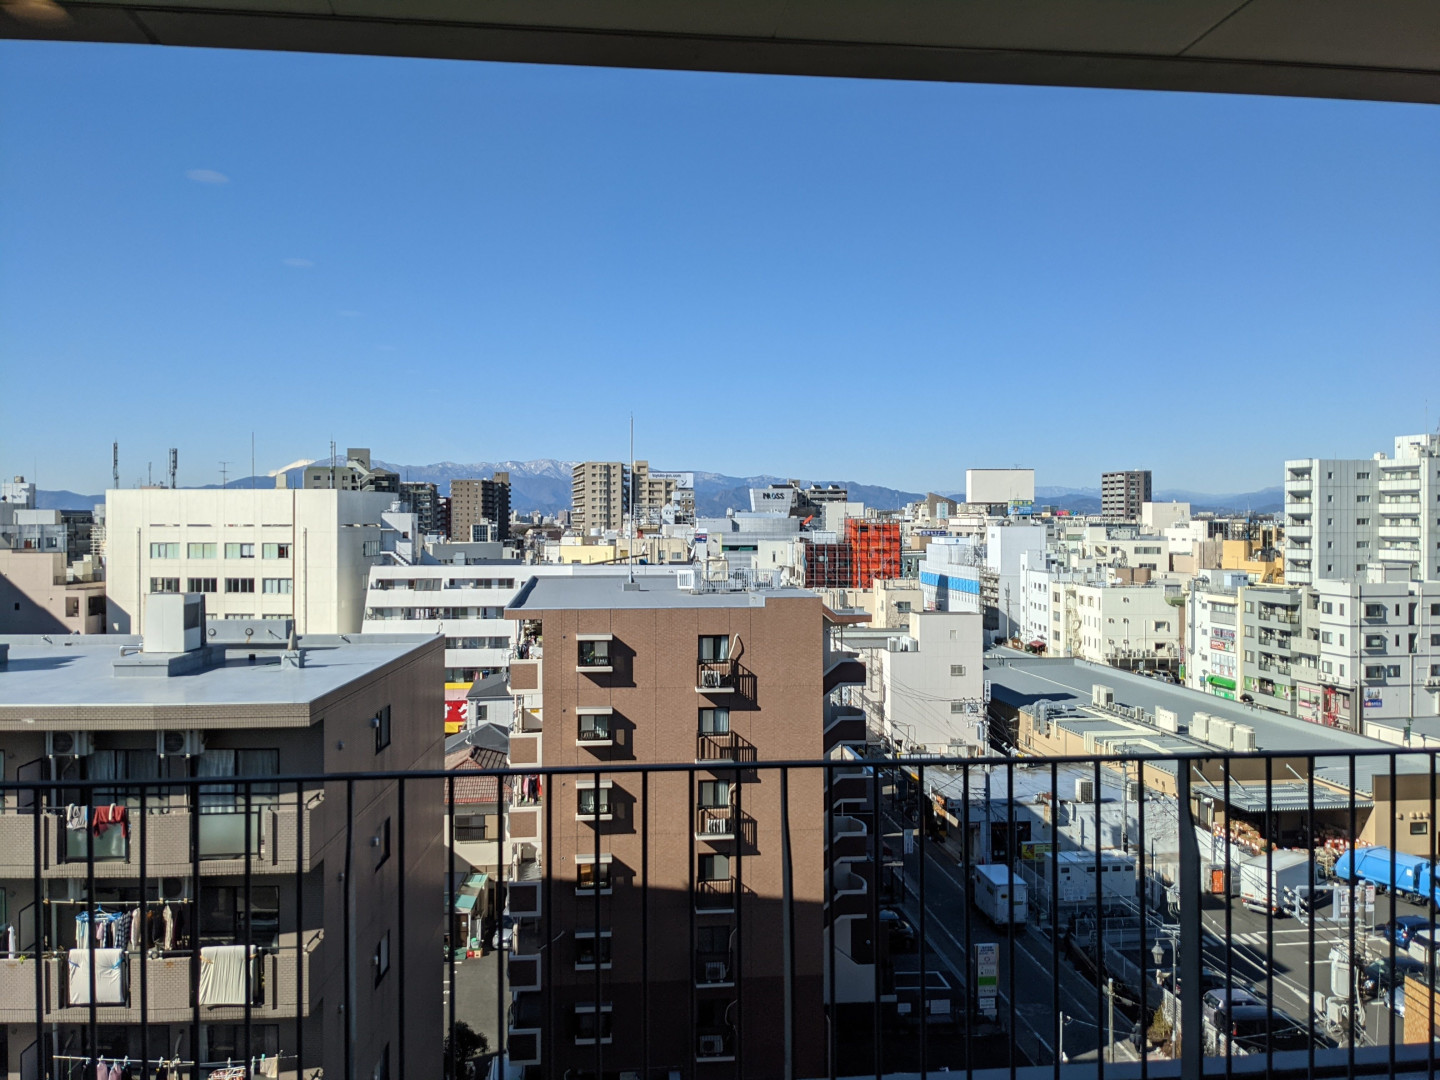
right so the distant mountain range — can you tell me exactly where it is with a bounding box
[34,461,1284,516]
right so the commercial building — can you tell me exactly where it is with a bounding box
[450,474,512,542]
[749,481,849,518]
[0,597,444,1080]
[846,519,901,589]
[984,523,1047,641]
[571,462,627,533]
[0,549,106,634]
[104,486,399,635]
[631,462,696,529]
[499,573,867,1077]
[1101,470,1152,521]
[1283,432,1440,586]
[300,447,398,492]
[867,610,987,755]
[1052,580,1180,672]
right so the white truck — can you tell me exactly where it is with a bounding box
[1238,850,1311,916]
[972,864,1028,927]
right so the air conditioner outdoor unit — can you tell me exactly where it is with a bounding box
[703,961,728,983]
[1126,780,1143,803]
[1075,778,1096,803]
[157,730,206,757]
[46,731,93,757]
[701,669,723,689]
[698,1036,725,1056]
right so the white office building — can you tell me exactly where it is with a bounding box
[105,486,401,634]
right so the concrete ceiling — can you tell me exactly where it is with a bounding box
[2,1,1439,104]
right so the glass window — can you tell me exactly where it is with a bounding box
[224,577,255,593]
[699,707,730,735]
[698,780,730,808]
[149,542,180,559]
[577,787,612,816]
[187,543,217,559]
[374,705,391,752]
[262,578,292,594]
[149,577,180,593]
[578,640,611,667]
[698,853,730,882]
[199,885,280,949]
[224,543,255,559]
[453,814,487,842]
[187,577,217,593]
[698,635,730,661]
[262,542,291,559]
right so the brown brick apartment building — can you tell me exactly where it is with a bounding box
[502,574,869,1077]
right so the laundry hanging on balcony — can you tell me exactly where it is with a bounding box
[67,947,127,1005]
[65,805,88,832]
[91,805,129,839]
[198,944,258,1006]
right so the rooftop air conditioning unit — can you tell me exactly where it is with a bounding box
[1075,778,1096,803]
[46,731,93,757]
[157,730,206,758]
[1091,684,1114,708]
[1191,711,1211,742]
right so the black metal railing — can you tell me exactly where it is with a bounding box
[3,744,1439,1080]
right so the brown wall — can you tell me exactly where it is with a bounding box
[0,550,105,634]
[1364,772,1439,856]
[532,594,828,1078]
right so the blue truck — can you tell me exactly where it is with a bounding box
[1332,847,1435,901]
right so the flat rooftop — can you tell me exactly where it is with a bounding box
[507,574,815,612]
[985,653,1424,794]
[0,633,437,722]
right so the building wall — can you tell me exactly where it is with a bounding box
[571,462,626,534]
[0,550,106,634]
[521,594,828,1078]
[1101,471,1152,520]
[964,469,1035,506]
[105,488,395,635]
[879,611,986,753]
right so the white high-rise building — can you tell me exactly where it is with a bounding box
[105,486,399,634]
[1284,432,1440,586]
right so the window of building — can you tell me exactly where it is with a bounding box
[187,577,217,593]
[1387,664,1401,677]
[950,664,967,677]
[1364,635,1386,649]
[1357,495,1371,503]
[373,930,390,985]
[65,596,80,618]
[698,635,730,661]
[1365,665,1387,679]
[1244,601,1253,613]
[187,542,216,559]
[1356,518,1369,526]
[374,705,391,752]
[88,595,105,616]
[224,543,254,559]
[224,578,255,594]
[577,639,611,668]
[698,853,730,882]
[148,542,179,559]
[573,1004,614,1043]
[262,578,292,594]
[223,613,254,620]
[362,539,381,557]
[1411,821,1429,836]
[575,932,613,968]
[1365,603,1386,618]
[699,707,730,735]
[199,884,280,949]
[698,780,730,808]
[576,857,613,891]
[577,785,613,818]
[1244,651,1254,663]
[206,1025,279,1063]
[149,577,180,593]
[1430,664,1440,677]
[894,601,912,614]
[376,817,390,869]
[262,542,291,559]
[453,814,487,842]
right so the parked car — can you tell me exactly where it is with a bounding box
[1224,1005,1313,1054]
[879,907,917,952]
[1202,987,1264,1029]
[1385,982,1406,1017]
[490,914,516,951]
[1359,954,1429,999]
[1159,966,1232,999]
[1378,916,1434,950]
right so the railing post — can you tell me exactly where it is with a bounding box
[1176,762,1202,1076]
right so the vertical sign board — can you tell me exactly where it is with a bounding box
[975,941,999,1018]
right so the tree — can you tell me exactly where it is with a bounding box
[443,1022,490,1078]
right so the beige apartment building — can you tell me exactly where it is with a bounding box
[0,596,444,1080]
[449,474,511,543]
[571,462,628,534]
[501,574,869,1078]
[0,549,106,634]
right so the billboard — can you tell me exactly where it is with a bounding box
[649,470,694,489]
[965,468,1035,506]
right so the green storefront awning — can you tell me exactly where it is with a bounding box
[1208,675,1237,690]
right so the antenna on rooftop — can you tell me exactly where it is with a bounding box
[112,442,119,491]
[168,448,177,489]
[629,413,636,581]
[220,461,231,489]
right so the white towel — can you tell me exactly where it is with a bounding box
[198,944,255,1006]
[67,948,126,1005]
[65,805,87,831]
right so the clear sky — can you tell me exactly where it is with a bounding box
[2,41,1437,496]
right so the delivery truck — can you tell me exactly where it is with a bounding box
[1238,850,1312,915]
[972,864,1028,927]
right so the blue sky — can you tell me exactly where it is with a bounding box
[2,42,1436,495]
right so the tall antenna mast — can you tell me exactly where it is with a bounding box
[251,432,256,489]
[168,448,177,489]
[112,442,119,490]
[629,414,636,577]
[220,461,230,489]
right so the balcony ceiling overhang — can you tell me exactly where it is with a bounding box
[4,1,1440,105]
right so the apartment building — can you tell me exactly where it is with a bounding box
[571,462,627,534]
[1295,574,1440,729]
[1284,431,1440,586]
[1183,576,1248,701]
[397,481,442,537]
[1053,580,1180,672]
[868,610,987,755]
[0,596,444,1080]
[1101,470,1152,520]
[0,550,106,634]
[499,574,868,1078]
[1235,584,1315,716]
[300,448,399,493]
[450,474,511,542]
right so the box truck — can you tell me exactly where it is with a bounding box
[1239,851,1313,915]
[972,864,1028,927]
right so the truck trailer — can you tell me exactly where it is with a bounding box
[1238,851,1312,915]
[972,864,1028,927]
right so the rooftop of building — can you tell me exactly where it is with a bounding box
[0,632,437,715]
[984,652,1424,793]
[506,573,815,613]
